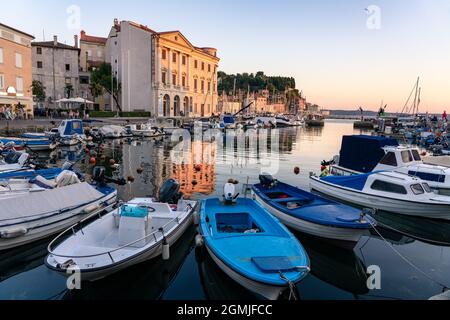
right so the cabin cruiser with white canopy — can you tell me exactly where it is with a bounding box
[329,135,450,195]
[310,171,450,220]
[0,167,117,251]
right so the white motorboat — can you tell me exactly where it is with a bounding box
[148,118,180,135]
[310,171,450,220]
[255,116,276,128]
[46,179,197,281]
[99,125,128,139]
[0,169,117,251]
[56,120,86,146]
[126,124,165,138]
[330,135,450,195]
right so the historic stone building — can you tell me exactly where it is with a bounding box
[106,19,219,117]
[32,35,80,107]
[0,23,35,117]
[79,30,109,110]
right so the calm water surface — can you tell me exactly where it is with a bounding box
[1,120,450,300]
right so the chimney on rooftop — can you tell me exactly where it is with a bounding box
[114,18,119,27]
[53,35,57,46]
[74,35,78,48]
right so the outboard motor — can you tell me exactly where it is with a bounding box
[92,166,106,185]
[223,179,239,205]
[159,179,183,204]
[259,174,277,188]
[4,151,22,164]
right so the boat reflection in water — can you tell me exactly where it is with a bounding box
[371,211,450,247]
[294,233,370,296]
[0,239,49,283]
[196,248,256,300]
[63,225,197,300]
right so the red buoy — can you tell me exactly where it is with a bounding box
[294,167,300,175]
[89,157,96,165]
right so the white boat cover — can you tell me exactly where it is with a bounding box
[0,182,105,227]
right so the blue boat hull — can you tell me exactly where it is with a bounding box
[252,181,375,243]
[199,198,309,300]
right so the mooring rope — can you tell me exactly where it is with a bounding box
[368,220,449,290]
[279,272,298,301]
[374,220,450,247]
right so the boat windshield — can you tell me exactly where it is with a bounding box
[411,149,422,161]
[401,150,415,164]
[411,183,425,195]
[422,183,432,193]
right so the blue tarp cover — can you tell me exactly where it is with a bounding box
[339,135,399,173]
[321,173,372,191]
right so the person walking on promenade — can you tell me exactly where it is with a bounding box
[443,110,448,122]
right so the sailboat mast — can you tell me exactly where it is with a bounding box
[412,77,420,116]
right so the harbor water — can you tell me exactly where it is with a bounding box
[1,120,450,300]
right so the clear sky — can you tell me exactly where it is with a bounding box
[1,0,449,112]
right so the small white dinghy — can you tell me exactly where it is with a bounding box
[46,179,197,281]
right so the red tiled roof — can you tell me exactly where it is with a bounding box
[80,31,107,45]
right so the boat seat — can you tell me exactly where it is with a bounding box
[251,256,296,273]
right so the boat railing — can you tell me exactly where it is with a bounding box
[47,203,193,264]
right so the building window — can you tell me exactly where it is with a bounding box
[65,78,71,85]
[172,52,177,63]
[201,80,204,92]
[15,53,22,68]
[194,103,198,113]
[208,81,211,92]
[182,55,186,65]
[182,75,186,87]
[16,77,24,92]
[208,64,211,72]
[194,60,198,68]
[37,61,43,69]
[0,74,4,89]
[162,71,167,85]
[162,49,166,60]
[194,79,198,91]
[87,50,92,57]
[201,62,205,70]
[0,48,3,64]
[36,47,42,55]
[80,76,89,84]
[97,51,102,58]
[66,64,71,71]
[172,74,177,86]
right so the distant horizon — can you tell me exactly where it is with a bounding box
[1,0,449,113]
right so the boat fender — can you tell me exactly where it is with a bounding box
[193,211,200,225]
[0,227,28,239]
[195,234,204,248]
[83,204,101,215]
[162,238,170,261]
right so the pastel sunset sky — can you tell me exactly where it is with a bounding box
[2,0,449,112]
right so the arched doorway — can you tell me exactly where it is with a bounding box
[174,96,180,117]
[163,95,170,117]
[183,97,189,117]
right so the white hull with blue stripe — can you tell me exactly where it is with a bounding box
[310,172,450,220]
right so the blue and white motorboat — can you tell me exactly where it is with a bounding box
[252,175,375,243]
[220,115,237,130]
[0,167,117,251]
[46,179,197,281]
[330,135,450,195]
[0,152,31,173]
[0,167,66,180]
[55,119,86,146]
[310,171,450,220]
[198,182,310,300]
[0,137,57,152]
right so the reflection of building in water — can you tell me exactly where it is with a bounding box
[120,139,168,199]
[171,141,216,197]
